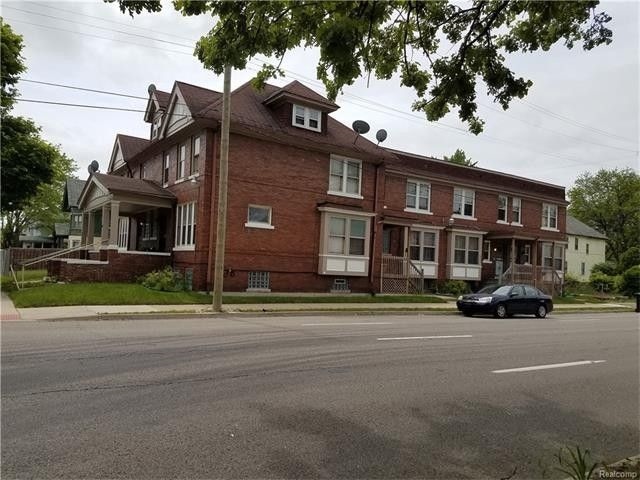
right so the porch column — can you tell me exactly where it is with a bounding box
[86,211,95,247]
[510,237,516,268]
[101,204,110,246]
[109,201,120,248]
[81,212,89,246]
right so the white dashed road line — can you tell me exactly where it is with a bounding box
[301,322,393,326]
[492,360,606,374]
[377,335,473,341]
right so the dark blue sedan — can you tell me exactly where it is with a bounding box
[456,284,553,318]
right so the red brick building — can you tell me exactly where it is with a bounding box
[61,79,567,294]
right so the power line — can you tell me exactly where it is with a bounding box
[15,98,146,112]
[19,78,148,101]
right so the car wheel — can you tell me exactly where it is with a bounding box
[494,304,507,319]
[535,304,547,318]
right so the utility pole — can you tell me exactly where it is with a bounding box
[212,65,232,312]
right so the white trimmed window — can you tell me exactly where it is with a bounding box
[409,230,436,262]
[328,155,362,197]
[483,240,491,262]
[245,205,273,230]
[175,202,196,248]
[151,114,161,139]
[542,203,558,230]
[328,217,366,256]
[542,243,563,270]
[177,143,186,180]
[190,135,200,175]
[453,234,480,265]
[163,153,170,185]
[405,180,431,213]
[292,104,321,131]
[497,195,508,222]
[453,188,475,218]
[512,197,522,224]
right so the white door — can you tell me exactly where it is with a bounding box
[117,217,129,250]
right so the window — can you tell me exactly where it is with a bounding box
[512,197,522,224]
[163,153,170,185]
[190,135,200,175]
[523,244,531,264]
[177,143,186,180]
[328,217,366,256]
[581,262,586,276]
[483,240,491,262]
[406,180,431,212]
[292,104,321,131]
[453,188,475,218]
[453,234,480,265]
[70,214,83,229]
[542,203,558,230]
[586,243,590,255]
[245,205,273,229]
[248,271,270,291]
[542,244,563,270]
[142,211,158,240]
[574,237,579,250]
[328,155,361,197]
[175,202,196,248]
[409,230,436,262]
[151,114,161,139]
[497,195,508,222]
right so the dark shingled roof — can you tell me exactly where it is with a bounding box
[263,80,339,111]
[155,90,170,109]
[93,173,175,199]
[567,215,607,239]
[175,81,221,115]
[117,134,150,160]
[63,178,86,210]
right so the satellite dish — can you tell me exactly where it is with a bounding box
[352,120,370,135]
[147,84,156,95]
[376,129,388,144]
[88,160,99,174]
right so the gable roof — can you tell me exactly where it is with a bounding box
[567,215,607,239]
[118,134,150,159]
[196,80,392,161]
[62,178,86,210]
[155,90,170,109]
[92,173,175,199]
[263,80,339,111]
[175,81,221,115]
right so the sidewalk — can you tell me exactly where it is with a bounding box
[2,295,635,321]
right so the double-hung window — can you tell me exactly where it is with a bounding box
[406,180,431,213]
[542,203,558,230]
[453,188,475,218]
[328,155,362,197]
[453,234,480,265]
[292,104,321,131]
[497,195,508,222]
[175,202,196,248]
[512,197,522,224]
[542,243,563,270]
[328,217,366,256]
[163,153,170,185]
[177,143,186,180]
[409,230,436,262]
[190,135,200,176]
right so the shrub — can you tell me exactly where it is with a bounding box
[591,261,618,276]
[619,247,640,273]
[440,280,470,296]
[138,266,184,292]
[589,272,618,293]
[618,265,640,297]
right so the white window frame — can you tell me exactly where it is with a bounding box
[405,180,432,214]
[151,114,162,140]
[542,243,563,271]
[542,203,558,231]
[292,104,321,132]
[328,155,363,199]
[511,197,522,225]
[327,216,367,256]
[174,202,196,250]
[452,187,476,219]
[177,143,186,180]
[523,244,531,264]
[190,135,200,176]
[163,153,170,186]
[245,205,274,230]
[453,234,481,265]
[482,240,492,263]
[408,229,437,263]
[497,195,508,223]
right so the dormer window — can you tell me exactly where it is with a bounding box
[292,104,321,132]
[151,114,162,139]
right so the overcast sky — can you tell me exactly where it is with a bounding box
[4,0,639,191]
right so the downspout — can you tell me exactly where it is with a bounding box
[369,162,382,293]
[206,129,219,290]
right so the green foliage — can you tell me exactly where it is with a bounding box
[589,271,618,293]
[591,261,618,276]
[619,247,640,273]
[555,446,600,480]
[109,0,612,134]
[568,168,640,266]
[439,280,470,296]
[618,265,640,297]
[1,20,26,114]
[444,148,477,167]
[139,266,185,292]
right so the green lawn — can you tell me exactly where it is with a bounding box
[1,269,48,291]
[8,282,447,308]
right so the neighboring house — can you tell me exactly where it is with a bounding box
[19,225,54,248]
[51,79,568,294]
[62,178,88,248]
[565,215,607,281]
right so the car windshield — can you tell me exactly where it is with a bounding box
[475,285,498,294]
[492,285,513,296]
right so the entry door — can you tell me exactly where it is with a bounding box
[117,217,129,250]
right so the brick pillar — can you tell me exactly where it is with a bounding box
[109,201,120,249]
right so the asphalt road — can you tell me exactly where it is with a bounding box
[2,312,638,479]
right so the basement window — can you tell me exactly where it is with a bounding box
[247,271,270,292]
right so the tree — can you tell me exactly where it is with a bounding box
[444,148,477,167]
[111,0,612,134]
[1,19,26,114]
[568,168,640,267]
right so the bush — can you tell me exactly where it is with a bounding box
[619,247,640,273]
[138,266,184,292]
[618,265,640,297]
[439,280,470,296]
[591,261,618,276]
[589,271,618,293]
